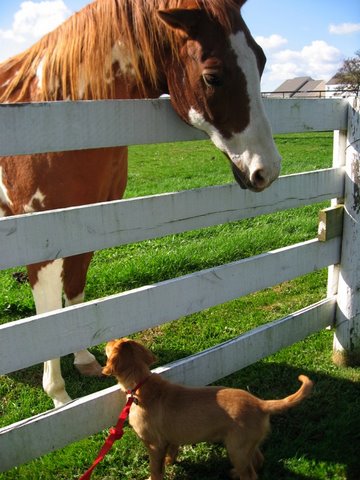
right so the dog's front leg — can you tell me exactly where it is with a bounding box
[146,442,167,480]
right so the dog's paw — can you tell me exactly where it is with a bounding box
[229,466,258,480]
[229,468,240,479]
[165,445,179,465]
[252,448,264,471]
[165,455,176,466]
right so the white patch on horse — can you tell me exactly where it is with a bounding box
[65,292,96,363]
[32,259,64,314]
[189,32,281,190]
[36,57,60,96]
[0,166,13,207]
[23,188,46,213]
[228,32,281,182]
[32,259,71,407]
[1,77,11,88]
[77,63,90,99]
[0,207,6,217]
[43,359,70,407]
[1,69,20,89]
[112,41,136,78]
[64,292,98,369]
[64,292,84,307]
[36,58,45,90]
[74,42,136,97]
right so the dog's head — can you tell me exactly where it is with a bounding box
[102,338,157,377]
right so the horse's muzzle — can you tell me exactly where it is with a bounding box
[231,163,262,192]
[231,162,278,192]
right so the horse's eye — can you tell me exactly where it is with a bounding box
[202,73,224,87]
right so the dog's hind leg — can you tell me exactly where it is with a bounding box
[252,448,264,472]
[165,444,179,465]
[146,442,168,480]
[225,435,258,480]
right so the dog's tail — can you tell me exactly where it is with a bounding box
[261,375,313,415]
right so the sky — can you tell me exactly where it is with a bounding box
[0,0,359,91]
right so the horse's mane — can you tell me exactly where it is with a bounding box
[0,0,239,102]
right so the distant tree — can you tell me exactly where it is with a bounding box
[335,50,360,96]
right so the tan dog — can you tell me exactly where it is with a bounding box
[103,338,313,480]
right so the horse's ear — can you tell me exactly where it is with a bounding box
[157,9,202,36]
[234,0,247,7]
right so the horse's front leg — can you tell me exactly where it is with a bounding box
[63,254,103,377]
[43,358,71,407]
[28,259,71,407]
[65,292,102,376]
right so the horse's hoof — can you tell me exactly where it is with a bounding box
[75,359,104,377]
[53,395,72,408]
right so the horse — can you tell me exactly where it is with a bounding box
[0,0,281,408]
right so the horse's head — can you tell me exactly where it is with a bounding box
[158,0,281,192]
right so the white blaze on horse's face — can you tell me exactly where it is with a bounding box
[189,30,281,192]
[159,5,281,192]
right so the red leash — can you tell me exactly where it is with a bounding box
[79,376,150,480]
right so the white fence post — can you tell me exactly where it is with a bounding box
[333,97,360,365]
[327,129,347,297]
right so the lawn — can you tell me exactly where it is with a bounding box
[0,132,359,479]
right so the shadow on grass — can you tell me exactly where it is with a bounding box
[151,348,360,480]
[4,349,359,480]
[232,362,359,480]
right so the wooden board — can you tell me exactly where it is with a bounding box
[0,297,336,472]
[318,205,344,241]
[0,168,344,270]
[0,98,349,156]
[0,99,205,156]
[0,237,341,375]
[264,98,348,134]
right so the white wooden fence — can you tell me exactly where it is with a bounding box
[0,97,359,471]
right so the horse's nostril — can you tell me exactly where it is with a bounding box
[251,169,267,190]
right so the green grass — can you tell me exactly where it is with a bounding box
[1,132,359,479]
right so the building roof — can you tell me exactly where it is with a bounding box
[293,80,326,97]
[273,76,312,92]
[326,75,342,85]
[269,76,313,97]
[268,74,353,98]
[269,76,330,98]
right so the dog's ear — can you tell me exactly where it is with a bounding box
[102,340,126,376]
[132,341,157,366]
[102,349,117,376]
[102,363,112,376]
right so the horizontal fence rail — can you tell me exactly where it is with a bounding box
[0,297,336,471]
[0,98,349,156]
[0,237,341,376]
[0,168,344,270]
